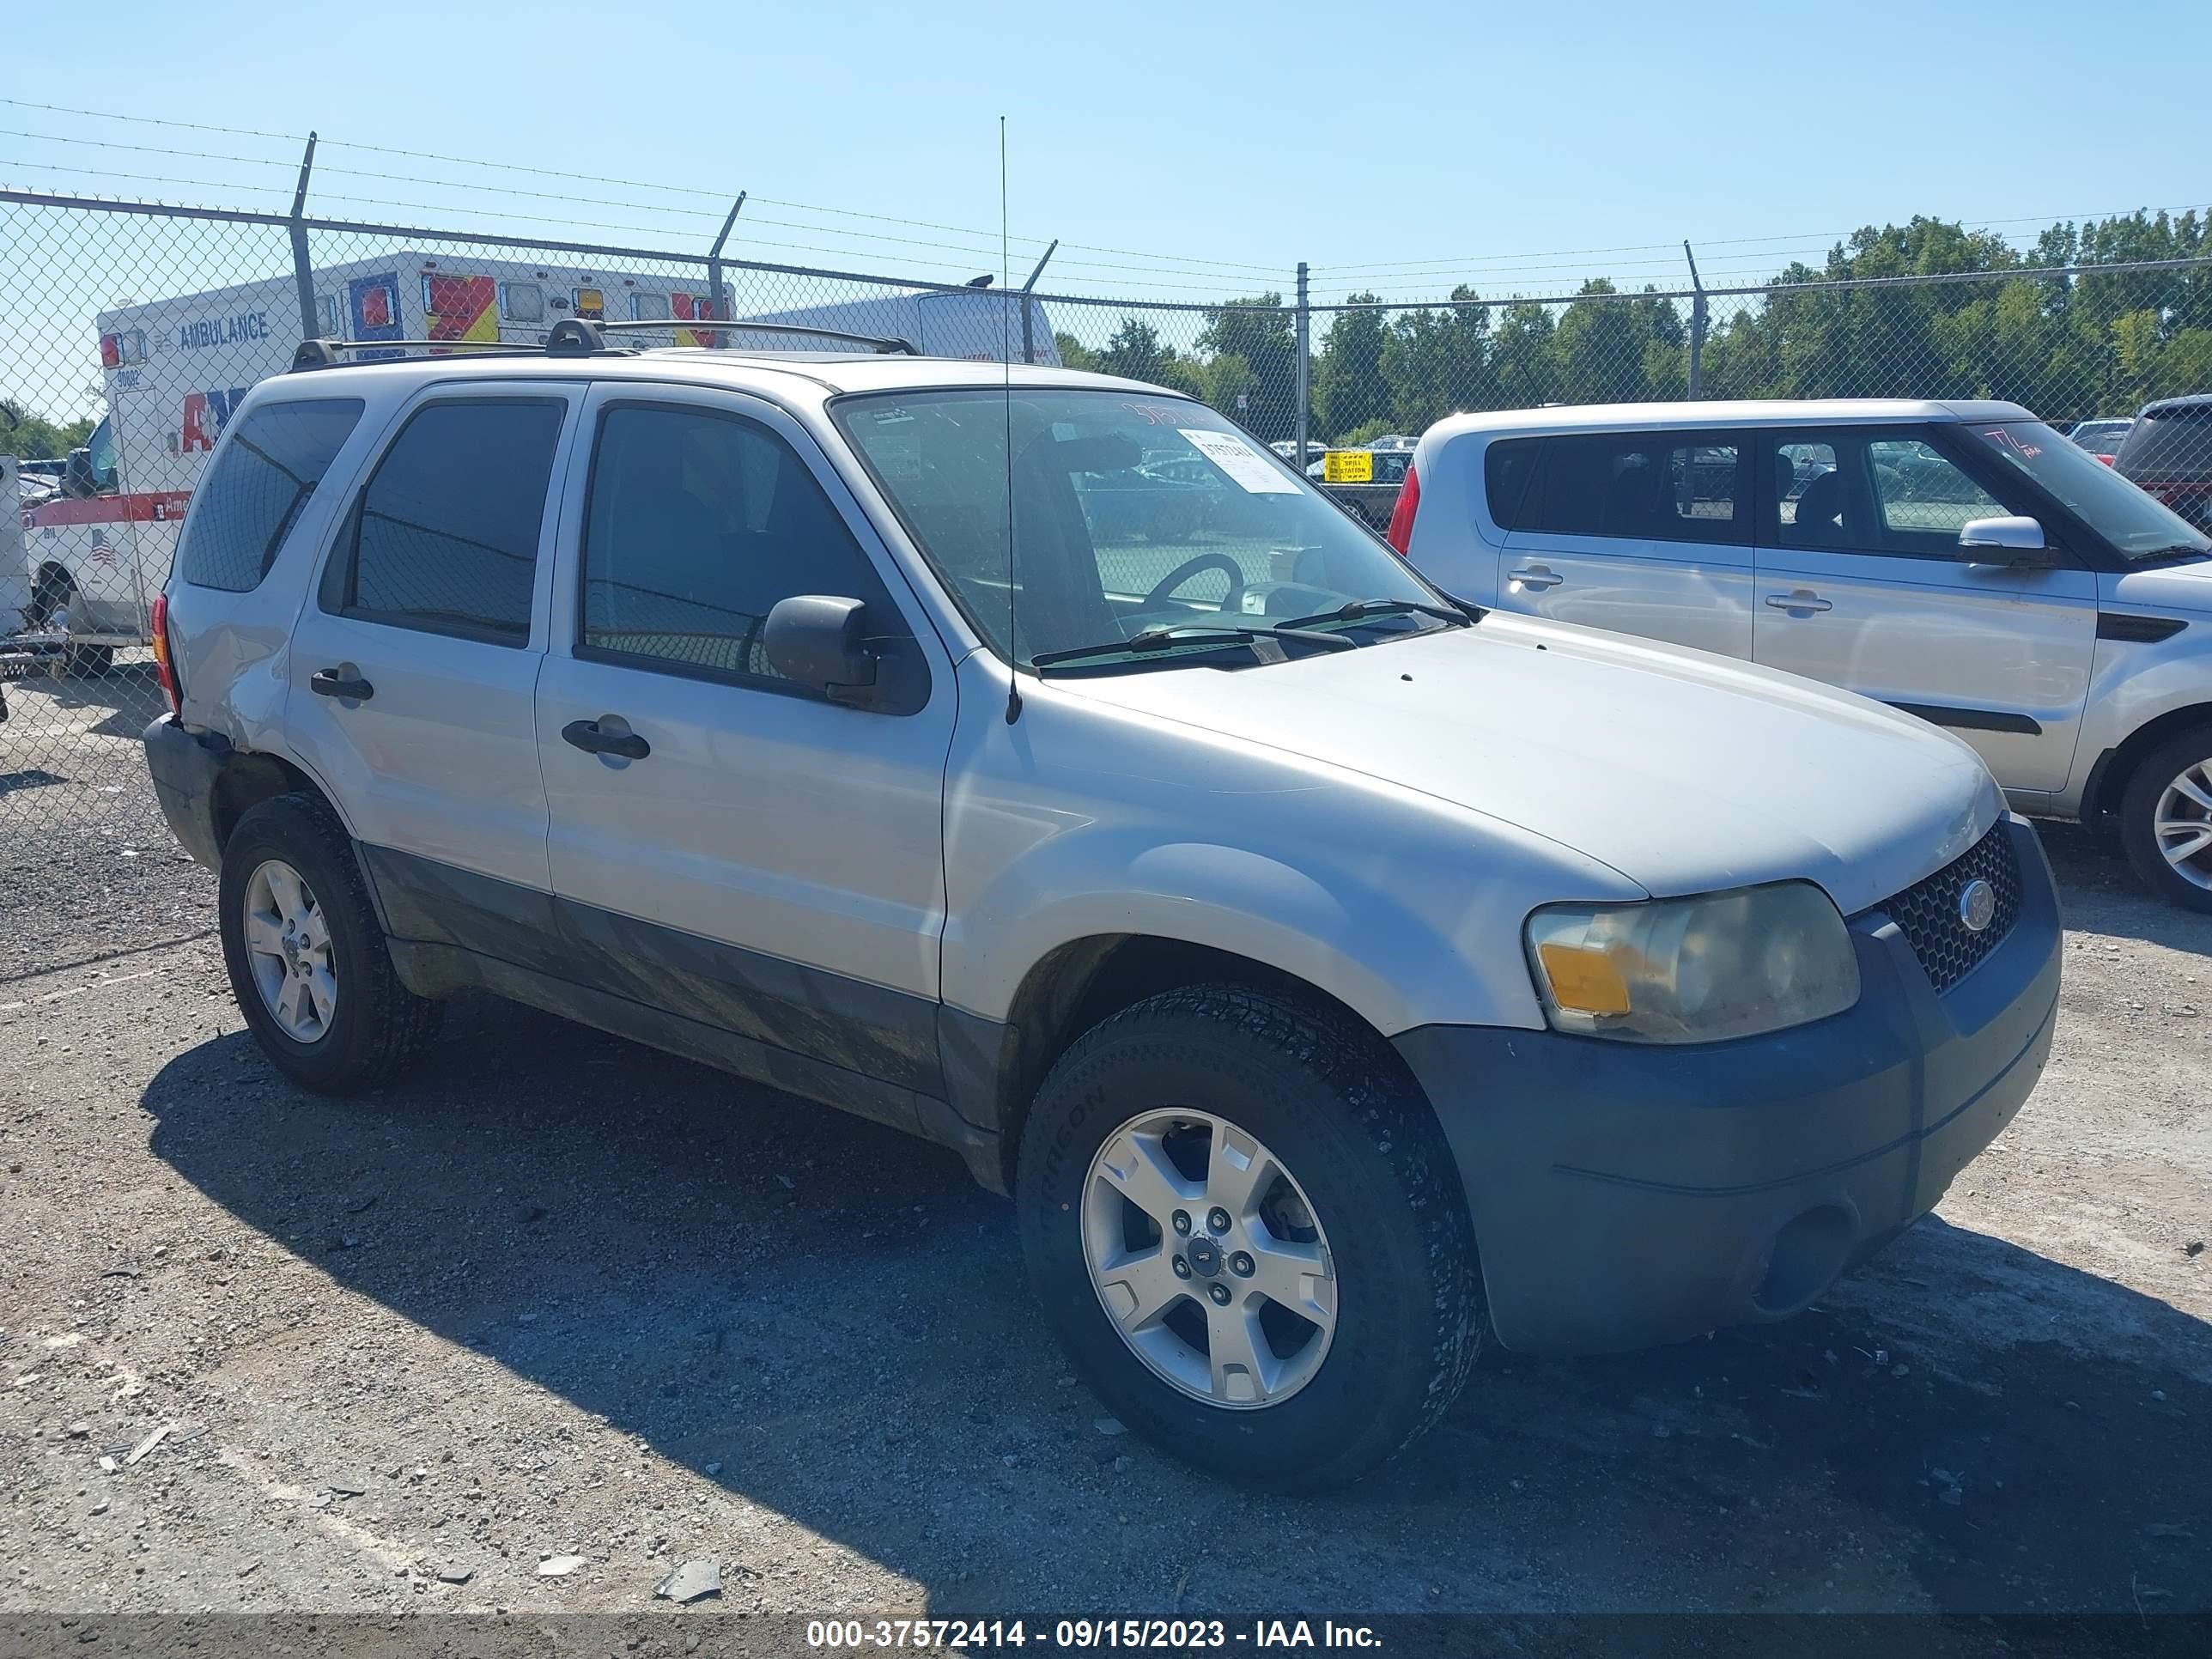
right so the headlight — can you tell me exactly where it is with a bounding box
[1524,882,1859,1044]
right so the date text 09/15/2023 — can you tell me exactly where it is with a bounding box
[805,1619,1384,1649]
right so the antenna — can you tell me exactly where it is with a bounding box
[1000,113,1022,725]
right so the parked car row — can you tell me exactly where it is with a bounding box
[143,332,2063,1492]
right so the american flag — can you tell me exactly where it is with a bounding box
[88,529,121,570]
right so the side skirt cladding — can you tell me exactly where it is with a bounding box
[357,844,1003,1189]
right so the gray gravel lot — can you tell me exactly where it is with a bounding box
[0,705,2208,1619]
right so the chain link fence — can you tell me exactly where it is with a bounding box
[4,186,2212,933]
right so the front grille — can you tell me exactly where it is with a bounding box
[1879,823,2021,994]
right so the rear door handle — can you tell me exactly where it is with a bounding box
[309,667,374,700]
[1765,590,1832,613]
[562,718,650,761]
[1508,565,1563,591]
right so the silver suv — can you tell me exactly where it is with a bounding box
[1394,399,2212,910]
[144,328,2062,1488]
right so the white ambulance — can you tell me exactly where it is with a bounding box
[19,252,1054,659]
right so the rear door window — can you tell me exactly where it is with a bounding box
[1525,433,1747,544]
[176,398,363,592]
[322,398,566,645]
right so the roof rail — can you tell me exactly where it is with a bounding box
[591,319,919,356]
[290,337,538,371]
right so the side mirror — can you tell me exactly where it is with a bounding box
[764,594,880,706]
[1960,515,2057,568]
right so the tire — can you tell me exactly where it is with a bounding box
[1016,984,1482,1490]
[2120,724,2212,914]
[64,643,113,678]
[217,792,444,1092]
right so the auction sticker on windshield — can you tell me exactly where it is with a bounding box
[1181,428,1299,493]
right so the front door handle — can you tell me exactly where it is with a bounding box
[309,667,374,700]
[1765,589,1832,613]
[1508,565,1563,591]
[562,717,650,761]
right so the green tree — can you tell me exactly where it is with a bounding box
[1314,295,1390,439]
[1054,331,1101,373]
[0,398,94,460]
[1199,295,1297,439]
[1096,319,1171,384]
[1381,290,1492,430]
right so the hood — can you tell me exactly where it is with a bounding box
[2104,556,2212,617]
[1057,616,2001,915]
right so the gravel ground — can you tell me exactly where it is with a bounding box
[1,746,2208,1619]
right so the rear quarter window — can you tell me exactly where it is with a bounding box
[1484,438,1541,530]
[175,398,364,592]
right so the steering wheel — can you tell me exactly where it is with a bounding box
[1142,553,1246,616]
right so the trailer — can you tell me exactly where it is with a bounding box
[16,252,1056,656]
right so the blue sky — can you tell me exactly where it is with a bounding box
[5,0,2208,306]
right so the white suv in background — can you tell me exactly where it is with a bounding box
[1391,400,2212,909]
[144,334,2059,1487]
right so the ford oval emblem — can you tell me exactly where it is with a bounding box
[1958,878,1997,933]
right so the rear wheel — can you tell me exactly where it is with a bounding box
[2120,724,2212,914]
[218,793,443,1092]
[1016,985,1482,1490]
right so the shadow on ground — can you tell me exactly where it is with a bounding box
[141,987,2212,1616]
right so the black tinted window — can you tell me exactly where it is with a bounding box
[331,399,565,644]
[177,398,362,592]
[2120,405,2212,481]
[580,404,901,684]
[1485,438,1540,529]
[1528,434,1747,544]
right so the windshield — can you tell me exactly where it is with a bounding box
[834,389,1449,669]
[1968,421,2209,561]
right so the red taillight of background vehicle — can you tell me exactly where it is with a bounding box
[1385,462,1421,554]
[2095,453,2118,466]
[150,593,181,716]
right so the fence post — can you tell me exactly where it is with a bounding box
[1683,240,1706,400]
[1019,239,1058,365]
[1294,261,1311,469]
[288,132,319,343]
[706,193,746,347]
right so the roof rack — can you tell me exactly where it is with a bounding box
[289,315,921,374]
[290,337,539,371]
[586,319,918,356]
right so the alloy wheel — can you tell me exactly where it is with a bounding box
[241,859,337,1042]
[1081,1109,1337,1409]
[2154,760,2212,890]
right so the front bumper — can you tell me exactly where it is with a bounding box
[1394,814,2062,1357]
[142,714,227,871]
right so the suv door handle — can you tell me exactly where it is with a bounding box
[309,667,374,700]
[1508,565,1563,590]
[562,718,650,761]
[1765,590,1832,613]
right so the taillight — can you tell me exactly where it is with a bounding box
[1385,461,1421,554]
[2095,453,2117,466]
[150,592,181,716]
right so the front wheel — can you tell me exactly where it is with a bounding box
[2120,724,2212,914]
[1015,985,1482,1490]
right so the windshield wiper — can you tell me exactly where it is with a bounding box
[1275,597,1479,631]
[1030,622,1357,671]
